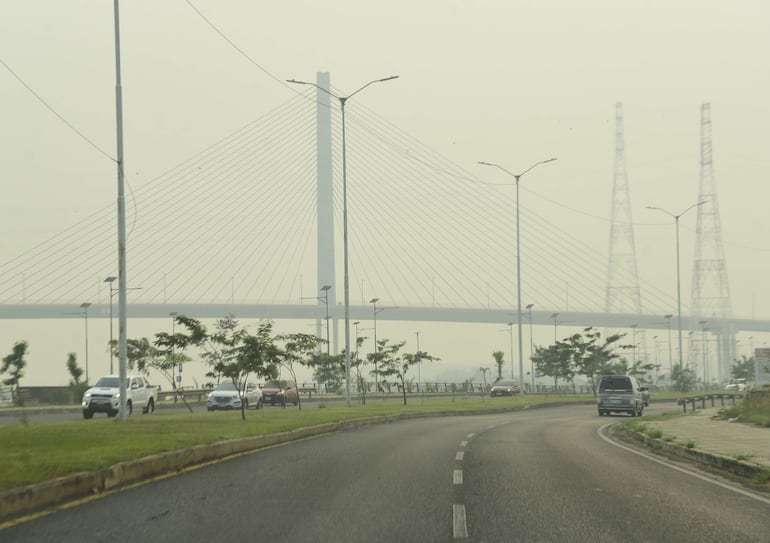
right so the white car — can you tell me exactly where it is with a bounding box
[206,381,263,411]
[82,374,157,419]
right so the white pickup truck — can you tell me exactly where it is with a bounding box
[81,374,157,419]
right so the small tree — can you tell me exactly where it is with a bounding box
[531,343,573,390]
[278,332,321,410]
[492,351,505,380]
[2,341,28,407]
[672,364,697,393]
[563,328,632,397]
[312,352,344,393]
[730,356,755,381]
[65,352,87,403]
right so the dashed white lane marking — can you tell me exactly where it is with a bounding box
[455,451,464,461]
[453,469,463,485]
[467,433,475,439]
[453,504,468,538]
[459,440,468,447]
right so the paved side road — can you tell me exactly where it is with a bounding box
[620,406,770,482]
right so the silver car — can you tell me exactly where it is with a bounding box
[206,381,263,411]
[597,375,645,417]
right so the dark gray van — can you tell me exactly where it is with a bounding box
[597,375,646,416]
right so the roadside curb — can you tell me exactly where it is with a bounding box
[612,424,769,481]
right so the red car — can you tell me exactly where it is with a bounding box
[490,379,521,397]
[261,380,299,406]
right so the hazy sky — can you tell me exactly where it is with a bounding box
[2,1,769,386]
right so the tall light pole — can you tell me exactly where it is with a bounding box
[80,302,92,384]
[415,331,421,395]
[288,75,398,408]
[479,158,557,397]
[526,303,534,390]
[113,0,129,421]
[647,201,706,375]
[104,276,117,373]
[699,320,708,386]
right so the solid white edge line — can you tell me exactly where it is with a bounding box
[597,423,770,505]
[453,504,468,538]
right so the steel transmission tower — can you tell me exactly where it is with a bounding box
[605,103,648,369]
[688,103,734,384]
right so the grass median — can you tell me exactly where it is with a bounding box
[0,394,592,492]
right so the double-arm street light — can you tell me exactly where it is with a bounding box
[479,159,556,396]
[288,75,398,407]
[646,201,706,373]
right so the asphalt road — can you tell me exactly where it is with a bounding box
[2,404,769,542]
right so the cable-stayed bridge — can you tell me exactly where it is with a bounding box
[1,75,768,380]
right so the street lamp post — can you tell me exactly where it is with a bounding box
[526,303,534,390]
[478,158,557,396]
[551,313,560,343]
[103,276,117,373]
[664,314,673,382]
[288,74,398,408]
[104,277,141,374]
[369,297,398,394]
[506,322,515,380]
[370,298,380,393]
[80,302,92,384]
[647,202,706,374]
[302,285,332,355]
[699,320,708,386]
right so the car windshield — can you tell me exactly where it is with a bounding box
[494,380,517,387]
[263,381,285,389]
[214,382,239,391]
[94,377,121,388]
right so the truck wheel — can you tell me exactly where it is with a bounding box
[143,398,155,414]
[256,398,263,410]
[126,400,133,415]
[83,409,94,419]
[107,410,117,418]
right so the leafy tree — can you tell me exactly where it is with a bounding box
[531,343,573,390]
[65,352,87,402]
[312,352,344,393]
[373,339,438,405]
[345,335,369,404]
[278,332,321,410]
[479,367,492,391]
[127,336,194,412]
[561,327,632,397]
[671,363,697,393]
[492,350,505,380]
[231,323,281,417]
[2,341,28,407]
[730,356,754,381]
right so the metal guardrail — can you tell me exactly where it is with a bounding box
[677,393,743,413]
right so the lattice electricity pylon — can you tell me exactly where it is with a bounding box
[605,103,649,374]
[687,103,734,384]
